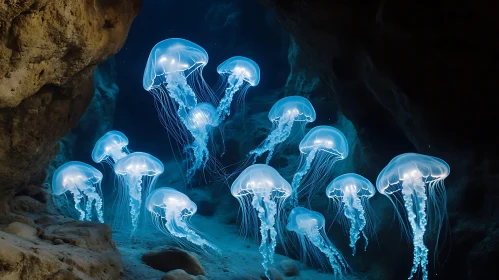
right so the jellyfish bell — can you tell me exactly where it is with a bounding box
[91,130,130,165]
[113,152,164,235]
[186,102,219,131]
[376,153,450,280]
[326,173,376,256]
[249,96,316,164]
[291,126,348,206]
[52,161,104,223]
[143,38,209,91]
[146,187,217,252]
[231,164,291,279]
[286,207,348,276]
[215,56,261,123]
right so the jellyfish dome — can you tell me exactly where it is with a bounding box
[286,207,348,276]
[114,152,164,235]
[52,161,104,223]
[91,130,130,164]
[326,173,375,255]
[231,164,291,279]
[376,153,450,280]
[146,187,217,252]
[215,56,261,123]
[186,102,219,131]
[291,126,348,206]
[143,38,208,91]
[249,96,316,164]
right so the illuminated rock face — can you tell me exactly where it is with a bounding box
[0,0,141,205]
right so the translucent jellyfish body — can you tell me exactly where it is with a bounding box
[184,102,219,181]
[291,125,348,205]
[216,56,260,122]
[249,96,316,164]
[146,187,218,252]
[326,173,375,255]
[114,152,164,234]
[231,164,292,279]
[376,153,449,280]
[52,161,104,223]
[91,130,130,165]
[287,207,348,276]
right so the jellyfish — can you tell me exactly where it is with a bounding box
[91,130,130,165]
[231,164,292,279]
[183,102,219,181]
[249,96,316,164]
[376,153,449,280]
[216,56,260,122]
[326,173,375,256]
[146,187,218,252]
[114,152,164,234]
[286,207,348,276]
[291,126,348,206]
[143,38,210,138]
[52,161,104,223]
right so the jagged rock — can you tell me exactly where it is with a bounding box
[279,259,299,276]
[260,268,284,280]
[142,248,205,276]
[0,0,141,209]
[9,195,47,213]
[2,221,37,239]
[162,269,208,280]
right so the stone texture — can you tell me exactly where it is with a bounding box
[162,269,208,280]
[2,221,37,239]
[142,248,205,276]
[0,0,141,210]
[266,0,499,279]
[279,259,299,276]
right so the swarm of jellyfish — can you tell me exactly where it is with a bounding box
[286,206,348,276]
[326,173,375,256]
[92,130,130,166]
[52,161,104,223]
[291,125,348,206]
[231,164,292,279]
[216,56,260,123]
[376,153,449,280]
[146,187,218,252]
[249,96,316,164]
[114,152,164,234]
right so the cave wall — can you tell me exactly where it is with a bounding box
[0,0,141,209]
[263,0,499,279]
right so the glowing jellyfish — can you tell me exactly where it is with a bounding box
[249,96,316,164]
[114,152,164,234]
[291,126,348,206]
[216,56,260,122]
[146,187,218,252]
[91,130,130,165]
[326,173,375,256]
[376,153,449,280]
[231,164,292,279]
[184,102,219,181]
[52,161,104,223]
[143,38,210,139]
[286,207,348,276]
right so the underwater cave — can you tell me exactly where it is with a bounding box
[0,0,497,279]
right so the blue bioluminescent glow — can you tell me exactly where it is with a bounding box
[216,56,260,123]
[326,173,375,256]
[291,125,348,206]
[249,96,316,164]
[52,161,104,223]
[231,164,292,279]
[146,187,219,252]
[114,152,164,235]
[376,153,449,280]
[286,206,348,276]
[91,130,130,165]
[184,102,219,181]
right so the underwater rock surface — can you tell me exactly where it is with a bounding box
[0,0,141,207]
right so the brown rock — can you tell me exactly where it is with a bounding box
[162,269,208,280]
[142,248,205,276]
[279,259,299,276]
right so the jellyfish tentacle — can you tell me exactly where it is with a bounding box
[85,196,94,221]
[69,187,86,221]
[217,73,245,123]
[252,194,277,279]
[128,176,143,234]
[342,192,367,256]
[402,178,429,280]
[291,147,318,206]
[83,187,104,223]
[308,231,347,275]
[185,131,210,182]
[165,72,197,110]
